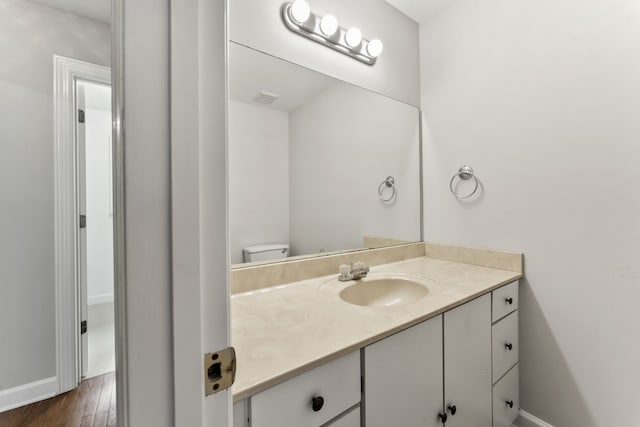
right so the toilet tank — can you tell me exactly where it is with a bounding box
[243,243,289,263]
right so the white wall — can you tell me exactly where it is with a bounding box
[84,103,114,304]
[289,82,421,255]
[0,0,110,391]
[419,1,640,426]
[229,0,420,107]
[228,100,290,264]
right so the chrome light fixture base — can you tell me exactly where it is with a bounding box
[281,2,380,66]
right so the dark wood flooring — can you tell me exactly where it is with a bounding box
[0,372,116,427]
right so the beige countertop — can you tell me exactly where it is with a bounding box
[231,255,522,401]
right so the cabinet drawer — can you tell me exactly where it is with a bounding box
[492,311,518,383]
[493,364,519,427]
[492,281,518,322]
[326,406,360,427]
[251,351,360,427]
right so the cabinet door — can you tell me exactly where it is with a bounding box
[444,294,492,427]
[364,315,443,427]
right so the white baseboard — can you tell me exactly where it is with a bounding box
[88,293,114,305]
[0,377,57,412]
[517,409,554,427]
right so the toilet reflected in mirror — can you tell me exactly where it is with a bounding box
[243,243,290,263]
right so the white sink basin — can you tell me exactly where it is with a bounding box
[337,276,432,307]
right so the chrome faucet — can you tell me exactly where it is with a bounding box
[338,261,370,281]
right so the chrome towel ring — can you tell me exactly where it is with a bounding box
[378,176,396,202]
[449,166,479,199]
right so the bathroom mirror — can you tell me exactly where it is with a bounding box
[229,42,422,266]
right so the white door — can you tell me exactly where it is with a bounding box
[76,83,89,379]
[364,316,444,427]
[443,294,492,427]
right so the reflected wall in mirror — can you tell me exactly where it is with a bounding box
[229,43,422,266]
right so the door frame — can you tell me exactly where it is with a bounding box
[170,0,232,425]
[53,56,111,393]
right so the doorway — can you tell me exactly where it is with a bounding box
[77,81,115,380]
[53,55,113,397]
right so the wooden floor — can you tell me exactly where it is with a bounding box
[0,372,116,427]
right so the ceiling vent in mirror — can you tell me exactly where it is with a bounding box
[253,91,280,105]
[281,1,383,66]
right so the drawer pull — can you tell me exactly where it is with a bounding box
[311,396,324,412]
[438,413,448,423]
[505,297,513,305]
[505,343,513,351]
[447,404,457,415]
[506,400,514,409]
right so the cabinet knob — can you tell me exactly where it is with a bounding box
[311,396,324,412]
[438,413,448,423]
[505,342,513,351]
[447,404,457,415]
[505,297,513,305]
[506,400,514,409]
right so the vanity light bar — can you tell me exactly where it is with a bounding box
[281,1,383,66]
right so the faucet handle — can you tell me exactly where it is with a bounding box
[339,264,351,276]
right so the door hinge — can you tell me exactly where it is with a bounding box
[79,214,86,229]
[78,109,85,123]
[204,347,236,396]
[81,320,87,334]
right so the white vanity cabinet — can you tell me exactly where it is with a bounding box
[363,315,444,427]
[443,294,492,427]
[237,281,519,427]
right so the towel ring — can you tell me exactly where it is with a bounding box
[378,176,396,202]
[449,166,479,199]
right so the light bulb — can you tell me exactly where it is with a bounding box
[345,28,362,48]
[290,0,311,24]
[366,39,383,57]
[319,14,338,37]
